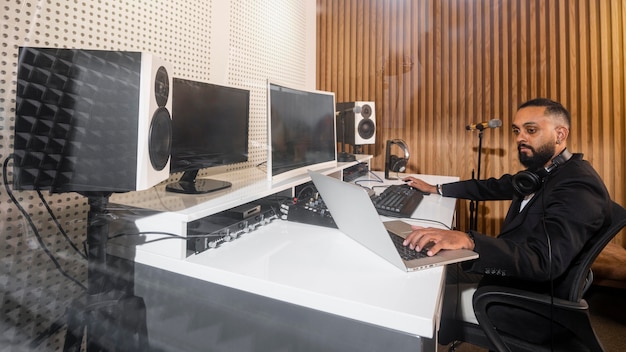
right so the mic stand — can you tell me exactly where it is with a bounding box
[337,111,356,162]
[469,129,484,231]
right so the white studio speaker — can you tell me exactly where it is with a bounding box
[335,101,376,145]
[13,47,173,193]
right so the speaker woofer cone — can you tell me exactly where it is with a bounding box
[357,119,375,140]
[149,107,172,171]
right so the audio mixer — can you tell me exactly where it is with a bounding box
[284,193,338,229]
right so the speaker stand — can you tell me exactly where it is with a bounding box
[63,193,149,352]
[337,111,356,162]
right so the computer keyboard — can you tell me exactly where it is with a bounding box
[371,184,424,218]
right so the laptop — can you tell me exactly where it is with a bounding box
[308,170,479,272]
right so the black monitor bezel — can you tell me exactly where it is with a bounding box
[167,78,250,194]
[266,80,338,184]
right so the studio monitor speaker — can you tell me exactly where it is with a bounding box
[336,101,376,145]
[13,47,173,193]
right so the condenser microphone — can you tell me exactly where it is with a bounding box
[466,119,502,131]
[335,105,362,116]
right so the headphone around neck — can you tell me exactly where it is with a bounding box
[512,148,573,196]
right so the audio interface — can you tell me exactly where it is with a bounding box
[187,204,278,254]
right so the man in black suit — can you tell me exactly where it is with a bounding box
[402,98,611,342]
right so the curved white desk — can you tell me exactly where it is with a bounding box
[109,167,460,351]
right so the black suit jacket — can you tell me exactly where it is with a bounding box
[442,153,611,299]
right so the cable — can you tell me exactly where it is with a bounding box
[371,184,390,192]
[256,160,267,172]
[353,170,384,187]
[29,313,66,348]
[3,155,86,291]
[108,231,215,241]
[110,230,270,241]
[152,185,177,212]
[109,231,254,246]
[295,183,317,200]
[404,217,452,230]
[37,189,88,259]
[367,169,384,182]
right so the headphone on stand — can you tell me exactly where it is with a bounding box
[385,139,410,179]
[512,148,573,196]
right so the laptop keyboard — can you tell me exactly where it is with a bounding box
[388,231,428,260]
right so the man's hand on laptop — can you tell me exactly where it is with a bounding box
[403,226,475,256]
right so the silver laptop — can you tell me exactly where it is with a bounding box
[308,170,478,272]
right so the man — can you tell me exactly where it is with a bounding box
[402,98,611,343]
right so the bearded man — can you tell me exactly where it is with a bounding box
[402,98,611,343]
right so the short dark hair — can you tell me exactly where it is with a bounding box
[519,98,571,128]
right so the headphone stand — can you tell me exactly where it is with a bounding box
[384,139,410,180]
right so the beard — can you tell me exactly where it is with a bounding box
[518,142,556,170]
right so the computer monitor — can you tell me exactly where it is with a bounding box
[167,78,250,194]
[267,81,337,183]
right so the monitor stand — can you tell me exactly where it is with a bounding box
[166,169,232,194]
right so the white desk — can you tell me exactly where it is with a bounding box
[108,168,460,351]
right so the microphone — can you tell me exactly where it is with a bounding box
[335,105,362,116]
[466,119,502,131]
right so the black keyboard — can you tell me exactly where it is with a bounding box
[388,231,427,260]
[371,184,424,218]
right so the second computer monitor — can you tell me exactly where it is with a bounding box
[267,80,337,184]
[168,78,250,194]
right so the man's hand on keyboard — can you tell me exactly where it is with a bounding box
[402,226,475,256]
[402,176,437,194]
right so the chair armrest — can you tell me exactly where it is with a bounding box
[472,285,592,352]
[473,285,588,313]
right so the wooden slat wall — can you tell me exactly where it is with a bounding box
[317,0,626,245]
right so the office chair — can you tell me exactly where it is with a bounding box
[440,200,626,352]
